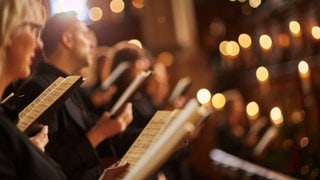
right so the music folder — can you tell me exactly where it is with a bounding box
[167,76,192,105]
[117,98,212,179]
[17,75,83,136]
[100,62,130,90]
[109,70,152,117]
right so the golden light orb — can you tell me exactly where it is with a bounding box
[197,89,211,105]
[211,93,226,110]
[256,66,269,82]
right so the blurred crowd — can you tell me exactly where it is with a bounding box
[1,0,310,179]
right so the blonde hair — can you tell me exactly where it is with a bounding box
[0,0,45,75]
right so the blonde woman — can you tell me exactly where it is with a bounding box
[0,0,68,178]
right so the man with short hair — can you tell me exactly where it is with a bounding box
[16,12,133,180]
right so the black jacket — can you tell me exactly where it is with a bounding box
[16,62,102,180]
[0,104,67,179]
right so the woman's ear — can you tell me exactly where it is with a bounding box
[61,31,73,49]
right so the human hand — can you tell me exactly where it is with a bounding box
[91,85,117,107]
[111,102,133,129]
[100,102,133,136]
[174,122,205,152]
[99,161,129,180]
[87,103,133,147]
[173,96,188,109]
[29,125,49,152]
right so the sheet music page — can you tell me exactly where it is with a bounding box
[117,110,180,178]
[17,77,65,131]
[17,76,83,135]
[121,99,208,180]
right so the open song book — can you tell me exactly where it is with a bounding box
[115,98,212,180]
[16,75,83,136]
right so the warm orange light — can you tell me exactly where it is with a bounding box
[219,41,229,56]
[238,33,252,48]
[259,34,272,50]
[211,93,226,110]
[256,66,269,82]
[197,89,211,105]
[299,137,309,148]
[311,26,320,40]
[132,0,145,9]
[298,60,310,78]
[246,101,260,120]
[249,0,261,8]
[128,39,143,48]
[110,0,125,13]
[89,7,103,22]
[289,21,301,37]
[226,41,240,57]
[270,106,283,126]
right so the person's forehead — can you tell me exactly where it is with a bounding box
[74,21,89,32]
[25,3,45,24]
[24,9,36,21]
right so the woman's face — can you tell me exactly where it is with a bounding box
[5,16,43,80]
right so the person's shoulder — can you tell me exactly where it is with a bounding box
[15,72,57,111]
[21,68,59,90]
[19,75,48,92]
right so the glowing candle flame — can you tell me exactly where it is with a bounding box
[270,106,283,127]
[196,88,211,105]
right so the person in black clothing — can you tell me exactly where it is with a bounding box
[215,89,251,159]
[80,45,117,118]
[0,0,67,178]
[104,41,154,157]
[15,12,133,180]
[106,41,192,180]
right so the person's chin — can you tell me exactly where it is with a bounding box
[87,59,93,66]
[20,69,31,79]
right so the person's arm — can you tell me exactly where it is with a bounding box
[17,77,133,177]
[90,86,117,108]
[86,103,133,148]
[43,101,132,178]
